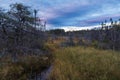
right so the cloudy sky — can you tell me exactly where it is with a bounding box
[0,0,120,31]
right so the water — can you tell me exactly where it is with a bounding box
[30,65,53,80]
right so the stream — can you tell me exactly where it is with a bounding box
[29,65,53,80]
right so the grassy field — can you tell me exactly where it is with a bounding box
[48,46,120,80]
[0,54,53,80]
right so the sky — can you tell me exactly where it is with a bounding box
[0,0,120,31]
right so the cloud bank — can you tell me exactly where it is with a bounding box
[1,0,120,30]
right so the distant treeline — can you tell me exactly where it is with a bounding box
[48,19,120,50]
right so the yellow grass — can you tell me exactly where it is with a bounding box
[48,46,120,80]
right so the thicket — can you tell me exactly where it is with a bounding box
[0,3,53,80]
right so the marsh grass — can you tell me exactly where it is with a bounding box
[0,54,53,80]
[48,46,120,80]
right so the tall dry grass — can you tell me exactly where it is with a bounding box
[48,46,120,80]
